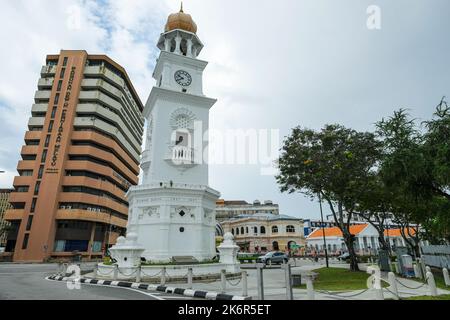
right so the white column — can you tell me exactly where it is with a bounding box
[187,39,193,58]
[164,38,171,52]
[174,35,182,54]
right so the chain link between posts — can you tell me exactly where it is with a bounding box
[226,276,242,287]
[96,268,115,276]
[316,288,370,298]
[117,268,138,277]
[395,277,428,290]
[140,268,164,278]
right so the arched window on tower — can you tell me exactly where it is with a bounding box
[286,225,295,233]
[240,227,244,235]
[272,225,278,233]
[260,226,266,234]
[236,228,239,235]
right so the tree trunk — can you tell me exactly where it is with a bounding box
[343,233,360,271]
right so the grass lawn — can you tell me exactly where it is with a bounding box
[293,267,388,291]
[406,294,450,300]
[431,272,449,290]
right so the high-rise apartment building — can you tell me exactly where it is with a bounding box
[4,50,144,262]
[0,189,13,248]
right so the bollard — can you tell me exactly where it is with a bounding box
[187,268,193,289]
[388,272,399,300]
[93,264,98,278]
[161,267,166,285]
[395,262,400,274]
[57,262,62,275]
[426,271,438,296]
[413,264,422,279]
[220,269,227,293]
[256,263,265,300]
[443,268,450,287]
[136,266,141,283]
[242,271,248,297]
[283,263,293,300]
[63,263,68,276]
[113,265,118,281]
[305,275,315,300]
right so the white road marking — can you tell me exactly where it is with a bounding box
[44,278,165,300]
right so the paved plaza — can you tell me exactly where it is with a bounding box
[2,259,448,300]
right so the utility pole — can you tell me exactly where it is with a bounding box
[318,193,329,268]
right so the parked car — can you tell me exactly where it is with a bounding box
[257,251,289,265]
[337,252,350,261]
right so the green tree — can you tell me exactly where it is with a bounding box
[276,124,381,271]
[376,103,450,246]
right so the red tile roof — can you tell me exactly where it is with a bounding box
[308,224,368,239]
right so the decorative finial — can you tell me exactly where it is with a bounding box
[180,2,184,13]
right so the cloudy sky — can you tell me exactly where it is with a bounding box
[0,0,449,220]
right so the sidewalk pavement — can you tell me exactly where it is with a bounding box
[166,261,450,300]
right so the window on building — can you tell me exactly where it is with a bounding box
[44,135,51,148]
[54,93,60,104]
[240,227,244,234]
[231,228,234,235]
[236,228,239,235]
[60,68,65,78]
[34,181,41,195]
[260,226,266,234]
[37,165,44,179]
[41,149,47,163]
[62,57,68,66]
[47,120,54,132]
[26,215,34,231]
[272,226,278,233]
[286,225,295,233]
[246,227,249,234]
[20,170,33,176]
[16,186,29,193]
[22,233,30,249]
[51,107,57,119]
[57,80,63,91]
[30,198,37,213]
[254,226,258,234]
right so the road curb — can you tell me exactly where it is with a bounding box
[46,275,251,300]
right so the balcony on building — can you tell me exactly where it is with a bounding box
[40,65,57,77]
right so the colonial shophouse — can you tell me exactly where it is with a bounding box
[221,213,305,254]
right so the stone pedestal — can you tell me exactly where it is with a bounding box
[217,232,240,273]
[109,232,145,268]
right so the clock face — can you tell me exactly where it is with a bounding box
[174,70,192,87]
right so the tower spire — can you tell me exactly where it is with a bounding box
[180,1,184,13]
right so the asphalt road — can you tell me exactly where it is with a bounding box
[0,263,184,300]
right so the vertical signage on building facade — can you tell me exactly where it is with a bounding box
[46,65,76,174]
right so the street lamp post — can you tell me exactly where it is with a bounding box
[318,193,329,268]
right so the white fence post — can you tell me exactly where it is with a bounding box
[256,263,264,300]
[283,263,293,300]
[426,271,438,296]
[136,266,141,283]
[443,268,450,287]
[305,275,315,300]
[161,267,166,285]
[242,271,248,297]
[388,272,399,300]
[113,265,118,281]
[413,263,422,279]
[187,267,193,289]
[220,269,227,293]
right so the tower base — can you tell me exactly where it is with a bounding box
[126,183,220,263]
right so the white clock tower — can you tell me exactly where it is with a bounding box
[125,6,221,263]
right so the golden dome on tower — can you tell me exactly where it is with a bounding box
[164,3,197,34]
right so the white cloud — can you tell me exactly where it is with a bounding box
[1,0,450,219]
